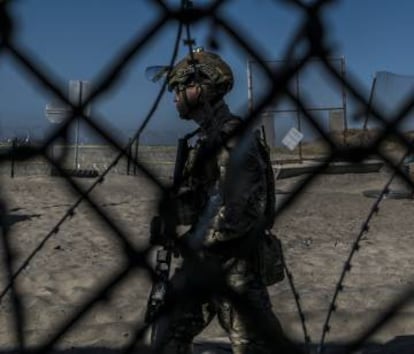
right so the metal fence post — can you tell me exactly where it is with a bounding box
[10,138,16,178]
[133,136,139,176]
[127,138,132,175]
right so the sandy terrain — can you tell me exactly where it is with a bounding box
[0,168,413,353]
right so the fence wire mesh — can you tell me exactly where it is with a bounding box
[0,0,413,353]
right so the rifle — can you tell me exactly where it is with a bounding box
[144,129,198,348]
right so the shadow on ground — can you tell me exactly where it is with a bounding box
[310,335,414,354]
[2,213,41,226]
[0,336,412,353]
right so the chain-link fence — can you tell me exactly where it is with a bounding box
[248,57,347,163]
[0,0,413,353]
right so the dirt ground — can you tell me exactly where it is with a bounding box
[0,168,413,353]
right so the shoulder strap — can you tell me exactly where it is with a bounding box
[255,130,276,229]
[173,128,200,190]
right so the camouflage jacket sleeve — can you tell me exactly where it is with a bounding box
[200,125,269,248]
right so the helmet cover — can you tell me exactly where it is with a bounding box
[168,50,234,98]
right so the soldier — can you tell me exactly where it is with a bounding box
[151,49,300,354]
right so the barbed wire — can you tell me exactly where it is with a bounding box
[282,256,312,352]
[0,0,412,353]
[317,146,413,353]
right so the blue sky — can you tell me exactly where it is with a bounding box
[1,0,414,143]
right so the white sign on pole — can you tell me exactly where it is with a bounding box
[44,80,92,170]
[69,80,91,116]
[44,80,92,123]
[282,127,304,151]
[69,80,91,170]
[44,102,71,124]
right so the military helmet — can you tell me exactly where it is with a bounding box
[168,48,234,98]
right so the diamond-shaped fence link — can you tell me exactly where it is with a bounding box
[0,0,413,353]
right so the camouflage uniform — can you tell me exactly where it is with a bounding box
[156,50,297,354]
